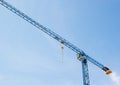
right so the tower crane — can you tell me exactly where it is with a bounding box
[0,0,112,85]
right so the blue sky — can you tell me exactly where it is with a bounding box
[0,0,120,85]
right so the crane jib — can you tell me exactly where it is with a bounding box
[0,0,112,85]
[0,0,111,74]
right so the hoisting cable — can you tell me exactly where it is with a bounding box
[61,46,64,63]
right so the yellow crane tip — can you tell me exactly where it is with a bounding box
[105,70,112,75]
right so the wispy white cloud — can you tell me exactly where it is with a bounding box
[110,71,120,85]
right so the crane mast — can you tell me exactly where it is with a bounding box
[0,0,112,85]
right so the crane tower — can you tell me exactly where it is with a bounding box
[0,0,112,85]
